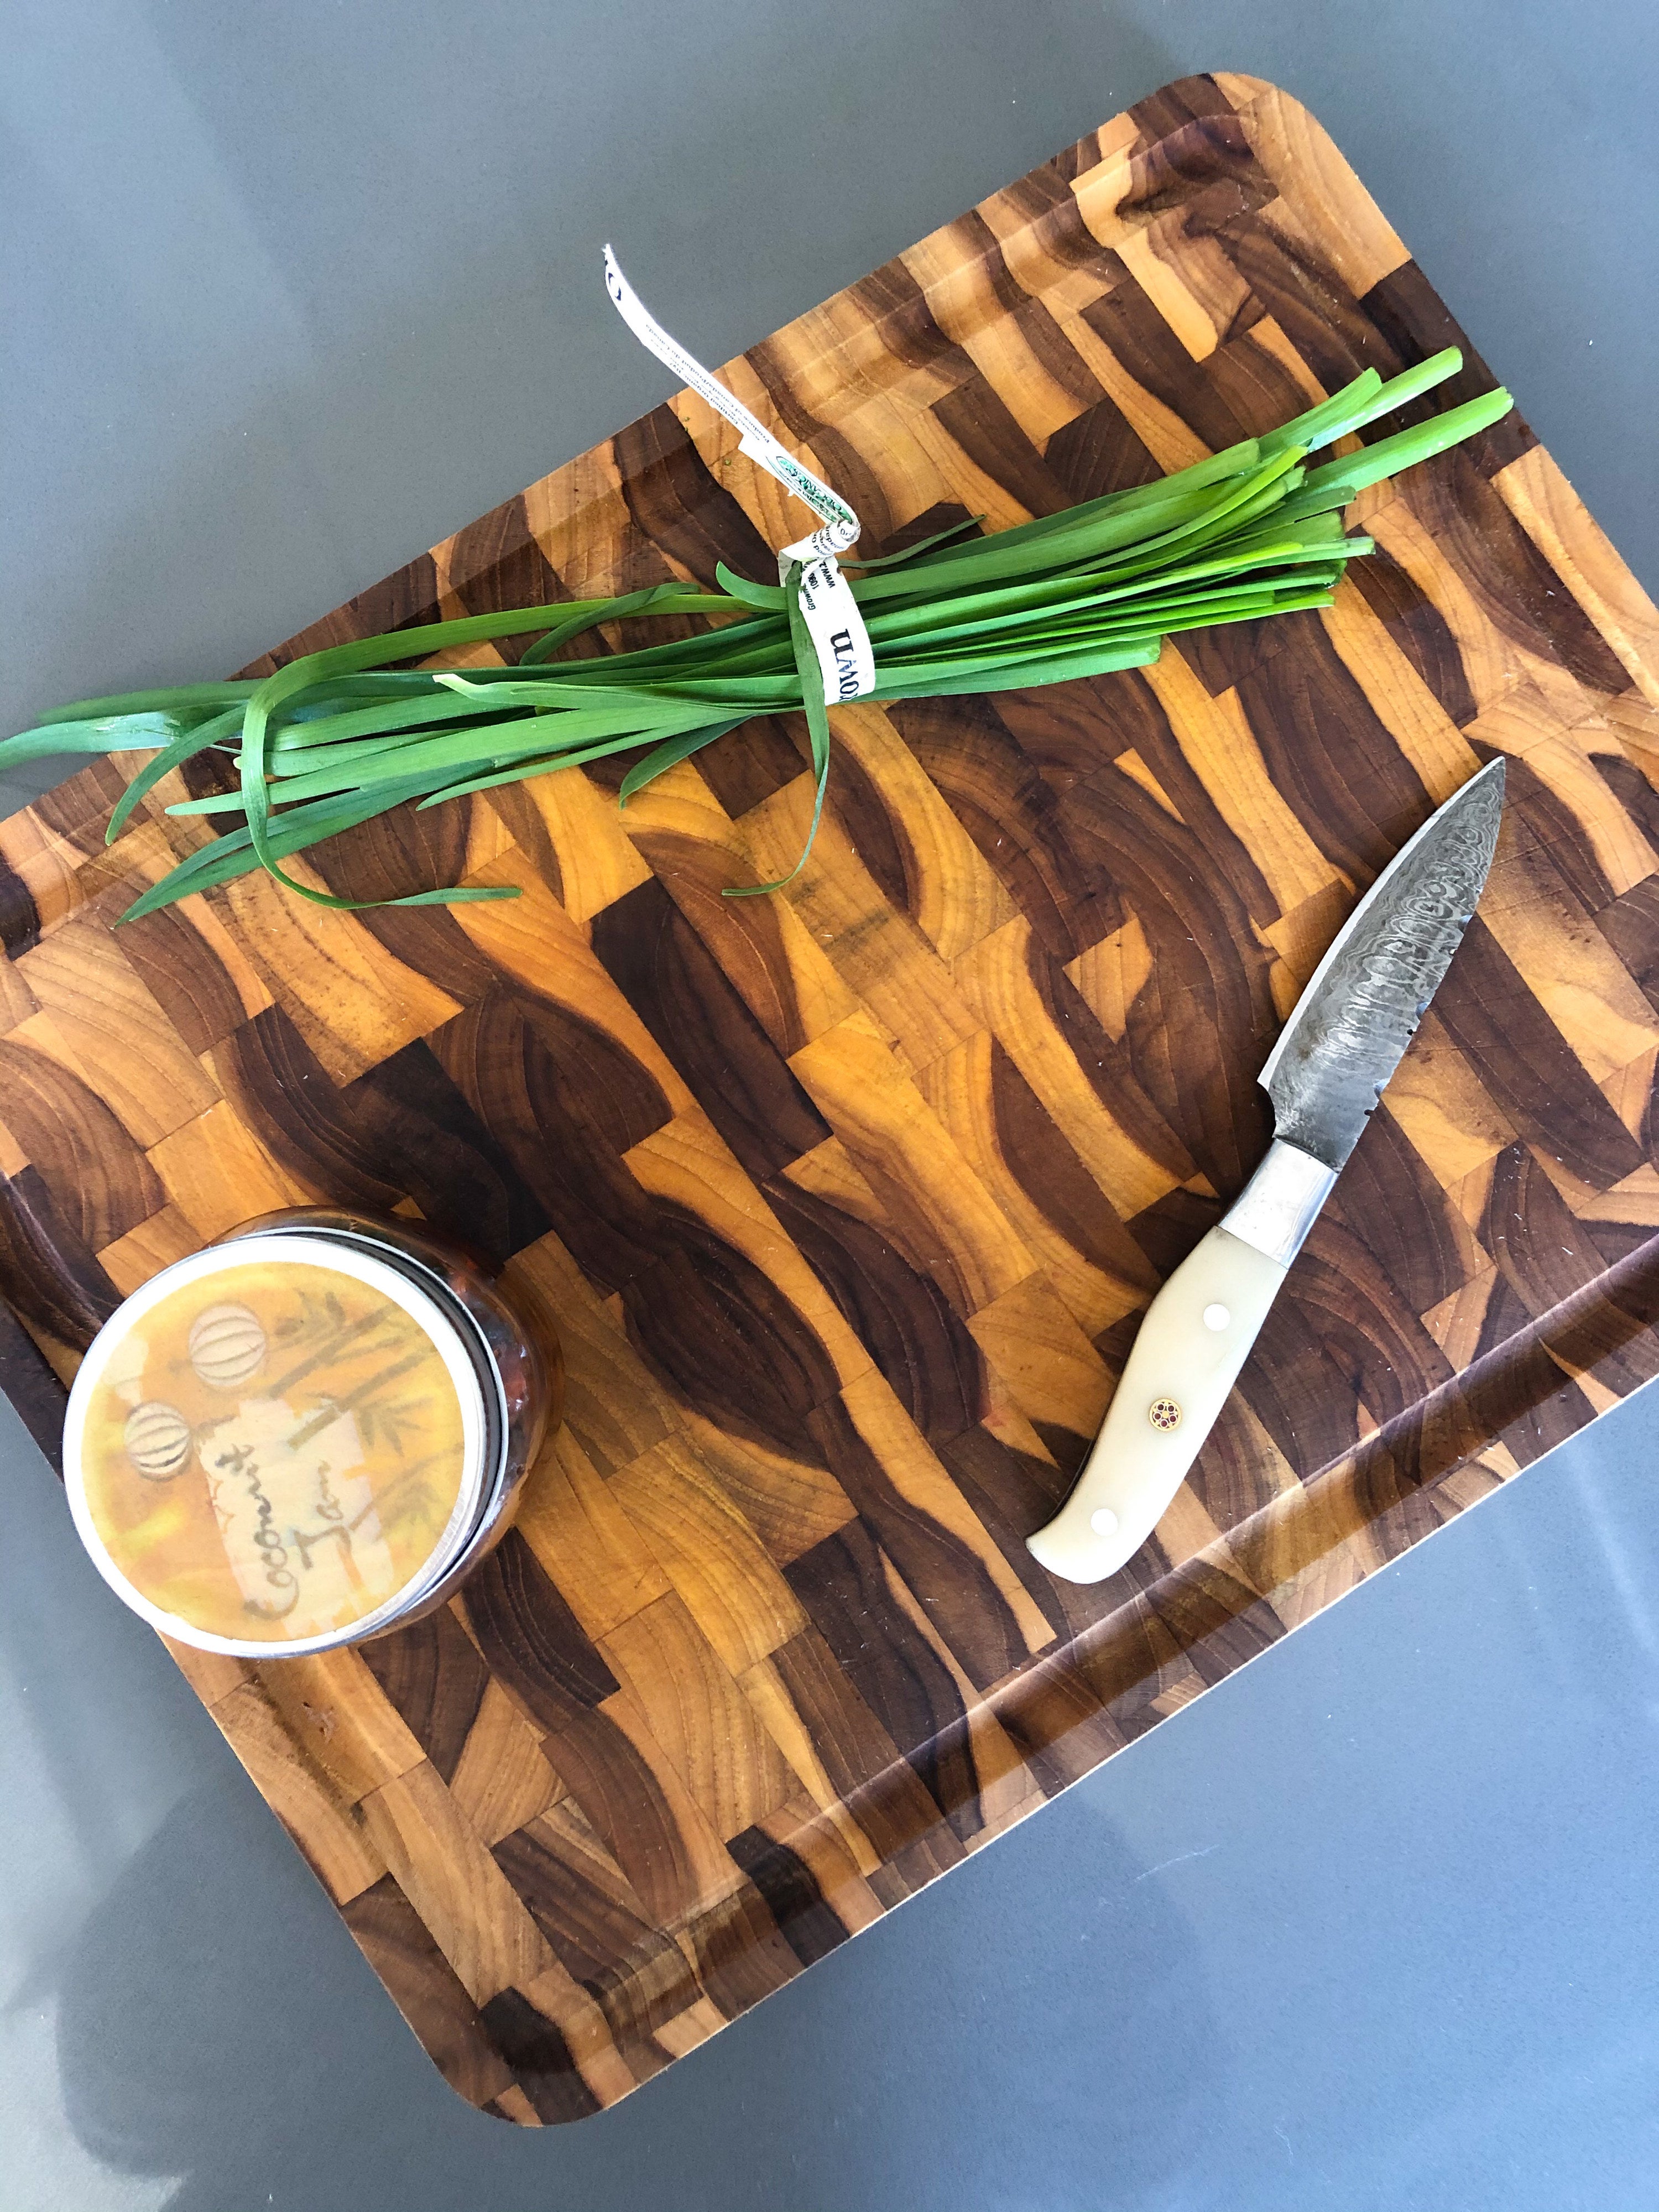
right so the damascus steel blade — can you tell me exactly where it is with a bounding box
[1259,759,1506,1170]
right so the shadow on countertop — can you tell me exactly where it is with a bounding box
[27,1371,1659,2212]
[50,1763,1222,2212]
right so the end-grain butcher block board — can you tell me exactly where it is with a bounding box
[6,74,1659,2125]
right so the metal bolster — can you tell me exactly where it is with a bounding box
[1220,1140,1339,1267]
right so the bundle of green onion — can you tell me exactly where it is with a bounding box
[3,348,1510,921]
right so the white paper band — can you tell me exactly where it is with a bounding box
[791,554,877,702]
[604,245,875,705]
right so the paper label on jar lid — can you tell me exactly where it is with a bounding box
[200,1396,395,1635]
[70,1251,474,1647]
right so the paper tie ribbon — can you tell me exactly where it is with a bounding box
[603,246,875,708]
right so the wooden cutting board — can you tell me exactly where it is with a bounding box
[5,71,1659,2126]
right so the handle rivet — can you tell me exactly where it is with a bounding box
[1149,1397,1182,1432]
[1089,1507,1119,1538]
[1202,1303,1230,1332]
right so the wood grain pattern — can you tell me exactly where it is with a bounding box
[7,74,1659,2120]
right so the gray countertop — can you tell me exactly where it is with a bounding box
[4,4,1658,2206]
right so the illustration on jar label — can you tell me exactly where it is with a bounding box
[188,1301,268,1390]
[123,1400,192,1479]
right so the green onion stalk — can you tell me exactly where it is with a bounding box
[2,349,1510,922]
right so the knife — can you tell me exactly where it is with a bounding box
[1026,757,1506,1587]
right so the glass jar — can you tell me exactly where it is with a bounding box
[62,1207,562,1657]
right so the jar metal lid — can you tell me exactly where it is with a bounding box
[64,1233,493,1657]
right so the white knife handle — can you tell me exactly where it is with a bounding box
[1026,1142,1337,1586]
[1025,1228,1287,1583]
